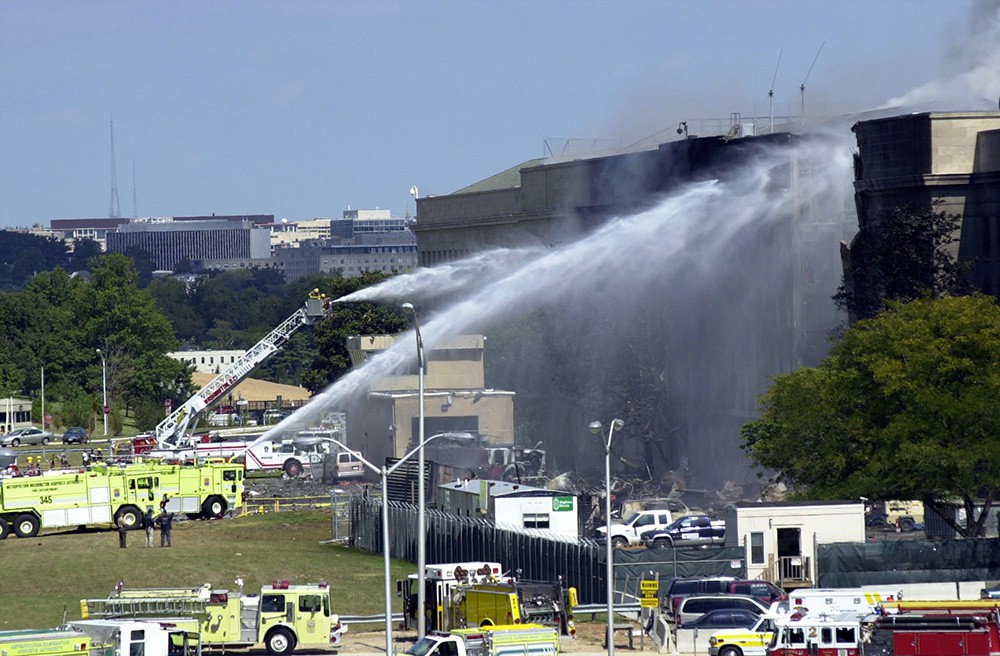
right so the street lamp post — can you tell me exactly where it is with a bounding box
[324,431,471,656]
[590,418,625,656]
[401,302,428,638]
[96,349,108,436]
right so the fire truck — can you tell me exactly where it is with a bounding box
[80,580,345,656]
[764,612,863,656]
[0,620,198,656]
[0,629,92,656]
[150,297,328,454]
[398,562,578,636]
[405,625,560,656]
[0,460,244,539]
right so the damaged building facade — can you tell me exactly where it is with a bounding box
[411,132,854,489]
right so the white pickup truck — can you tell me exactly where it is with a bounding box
[596,509,674,548]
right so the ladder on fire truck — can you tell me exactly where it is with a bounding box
[82,596,210,618]
[155,297,328,448]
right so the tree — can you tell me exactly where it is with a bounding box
[836,203,972,322]
[300,272,408,393]
[742,295,1000,537]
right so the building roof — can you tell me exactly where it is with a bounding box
[452,158,546,195]
[441,478,571,498]
[191,373,311,403]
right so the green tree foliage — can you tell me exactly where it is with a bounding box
[0,232,70,290]
[300,272,408,393]
[836,203,972,321]
[742,295,1000,537]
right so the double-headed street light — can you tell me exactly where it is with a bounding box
[324,431,471,655]
[96,349,108,436]
[400,302,428,638]
[590,417,625,656]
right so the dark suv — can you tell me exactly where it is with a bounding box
[727,580,786,605]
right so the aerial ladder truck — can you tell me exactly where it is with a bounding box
[149,297,328,455]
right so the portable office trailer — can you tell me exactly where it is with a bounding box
[438,479,579,538]
[724,500,865,588]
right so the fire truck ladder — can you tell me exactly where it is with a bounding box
[82,596,210,618]
[155,297,327,448]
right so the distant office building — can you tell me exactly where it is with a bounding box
[331,208,408,239]
[107,217,271,270]
[273,233,417,282]
[168,349,247,374]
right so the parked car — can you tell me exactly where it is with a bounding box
[1,426,54,447]
[641,514,726,549]
[674,594,769,628]
[62,426,89,444]
[683,608,763,630]
[661,576,737,614]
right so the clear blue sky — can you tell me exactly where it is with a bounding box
[1,0,996,228]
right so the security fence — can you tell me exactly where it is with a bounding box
[348,497,745,605]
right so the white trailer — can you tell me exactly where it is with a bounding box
[724,501,866,588]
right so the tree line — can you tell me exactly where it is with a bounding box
[0,232,404,433]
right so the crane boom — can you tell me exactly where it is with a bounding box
[156,297,327,448]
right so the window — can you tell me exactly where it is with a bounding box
[835,627,856,644]
[223,470,237,481]
[821,628,832,644]
[750,532,765,564]
[788,628,805,646]
[523,513,550,529]
[130,630,145,656]
[261,594,285,613]
[298,594,322,613]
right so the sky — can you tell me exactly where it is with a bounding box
[1,0,998,228]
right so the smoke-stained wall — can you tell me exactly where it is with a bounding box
[412,132,854,488]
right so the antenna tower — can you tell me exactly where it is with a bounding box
[799,42,825,126]
[132,158,138,218]
[108,118,121,219]
[768,49,783,134]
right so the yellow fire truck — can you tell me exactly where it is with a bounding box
[0,460,244,539]
[0,629,92,656]
[80,580,345,655]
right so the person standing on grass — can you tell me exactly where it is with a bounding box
[142,506,155,547]
[157,509,173,547]
[118,520,128,549]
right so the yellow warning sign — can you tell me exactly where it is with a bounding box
[640,579,659,607]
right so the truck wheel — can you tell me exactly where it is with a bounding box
[13,513,40,538]
[652,538,670,550]
[115,506,142,530]
[202,496,227,519]
[0,518,10,540]
[898,517,916,532]
[612,536,628,549]
[720,646,744,656]
[283,459,303,477]
[265,628,296,656]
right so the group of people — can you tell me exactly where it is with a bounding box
[118,494,174,549]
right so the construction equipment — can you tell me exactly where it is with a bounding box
[0,460,244,539]
[81,580,345,656]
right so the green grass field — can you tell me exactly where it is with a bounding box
[0,510,412,631]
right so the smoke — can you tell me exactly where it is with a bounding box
[264,131,855,486]
[886,0,1000,109]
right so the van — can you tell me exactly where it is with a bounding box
[662,576,737,613]
[727,580,787,606]
[674,594,769,628]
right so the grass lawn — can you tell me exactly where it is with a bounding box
[0,510,412,631]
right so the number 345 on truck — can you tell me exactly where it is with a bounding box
[0,461,244,539]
